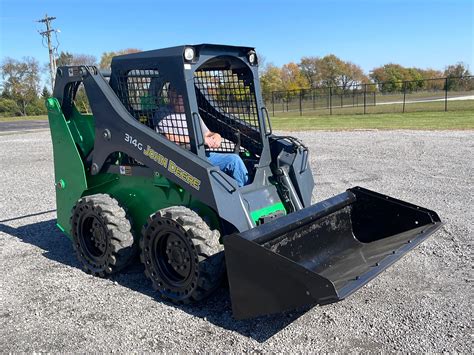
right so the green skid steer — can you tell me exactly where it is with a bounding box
[46,44,442,319]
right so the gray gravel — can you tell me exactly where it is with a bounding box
[0,129,472,352]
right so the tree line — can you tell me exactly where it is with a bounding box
[0,50,471,117]
[0,49,140,117]
[260,56,472,99]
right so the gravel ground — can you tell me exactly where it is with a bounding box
[0,129,472,352]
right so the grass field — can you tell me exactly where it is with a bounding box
[0,115,47,122]
[270,110,474,130]
[1,111,473,130]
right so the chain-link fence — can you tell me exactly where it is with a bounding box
[268,76,474,116]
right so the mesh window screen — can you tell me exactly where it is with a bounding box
[115,70,192,150]
[114,66,263,154]
[194,68,262,154]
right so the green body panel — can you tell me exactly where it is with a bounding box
[250,202,286,224]
[46,98,88,237]
[84,173,220,238]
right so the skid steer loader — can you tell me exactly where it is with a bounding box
[46,44,442,319]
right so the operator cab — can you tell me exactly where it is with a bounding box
[110,45,266,185]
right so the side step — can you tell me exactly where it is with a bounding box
[223,187,442,320]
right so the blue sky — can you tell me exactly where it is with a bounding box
[0,0,473,74]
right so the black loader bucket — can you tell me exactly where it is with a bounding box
[224,187,442,320]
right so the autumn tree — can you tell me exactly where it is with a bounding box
[56,51,73,67]
[405,68,424,91]
[258,55,468,98]
[99,48,142,70]
[1,57,42,116]
[72,53,98,66]
[56,51,97,66]
[299,56,322,88]
[339,61,368,91]
[370,64,410,92]
[306,55,368,91]
[444,62,471,78]
[444,62,472,91]
[418,68,444,90]
[260,55,369,99]
[260,64,283,100]
[371,64,449,92]
[419,68,443,79]
[315,55,344,88]
[281,62,309,91]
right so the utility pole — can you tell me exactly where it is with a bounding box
[37,14,57,92]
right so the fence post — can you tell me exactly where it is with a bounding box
[373,90,376,106]
[299,90,303,116]
[271,91,275,116]
[312,89,315,110]
[363,84,367,114]
[286,91,289,112]
[329,87,333,115]
[445,77,448,111]
[402,81,407,113]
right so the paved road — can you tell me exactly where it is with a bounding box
[0,129,472,352]
[0,120,49,133]
[376,94,474,106]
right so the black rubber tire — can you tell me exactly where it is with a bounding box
[70,193,136,277]
[140,206,225,304]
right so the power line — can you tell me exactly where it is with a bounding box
[36,14,58,92]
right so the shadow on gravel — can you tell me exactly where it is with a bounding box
[0,218,77,268]
[111,263,307,342]
[1,216,307,342]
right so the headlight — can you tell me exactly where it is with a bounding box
[184,47,195,61]
[248,51,257,65]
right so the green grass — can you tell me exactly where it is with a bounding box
[270,110,474,131]
[0,115,47,122]
[1,109,473,131]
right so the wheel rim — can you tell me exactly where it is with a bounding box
[146,219,198,296]
[79,212,108,260]
[153,229,193,285]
